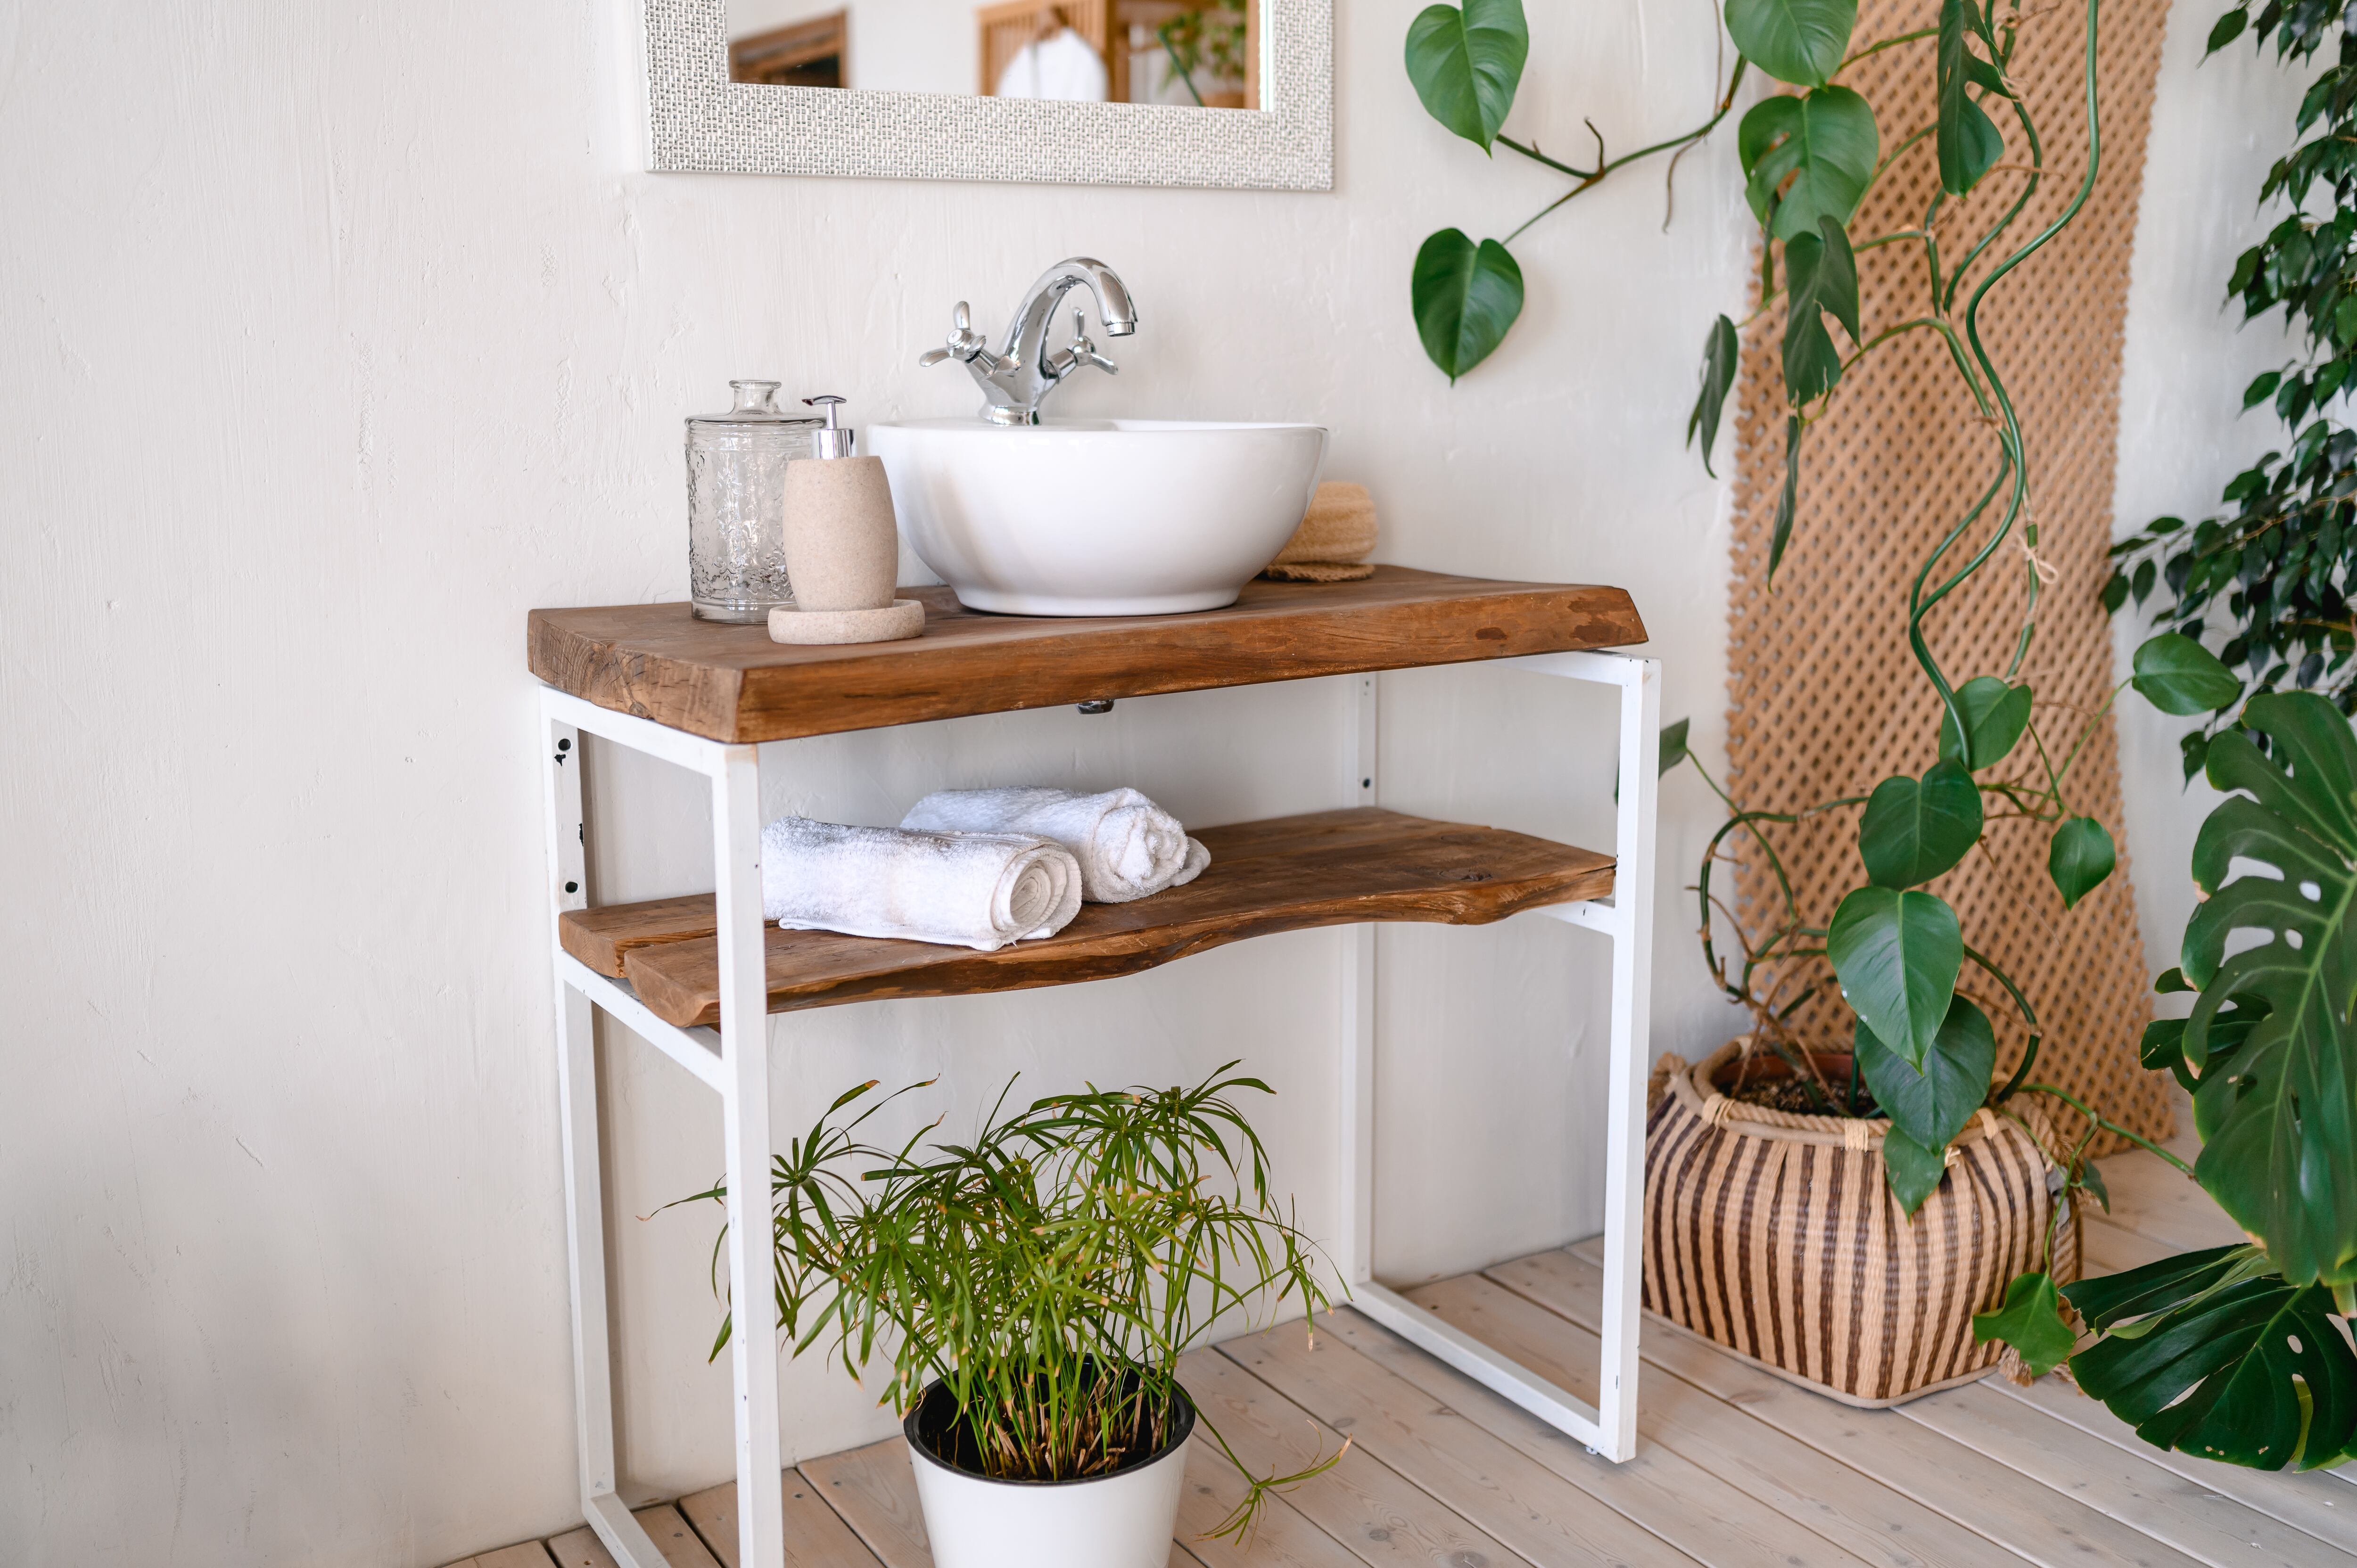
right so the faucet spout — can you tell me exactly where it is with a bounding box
[919,258,1138,425]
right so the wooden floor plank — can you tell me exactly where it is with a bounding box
[1177,1436,1366,1568]
[1985,1373,2357,1550]
[2083,1153,2245,1256]
[801,1440,936,1568]
[675,1468,886,1568]
[1527,1244,2204,1568]
[2081,1213,2179,1276]
[1177,1344,1540,1568]
[545,1503,722,1568]
[1222,1316,1717,1568]
[1899,1379,2349,1567]
[459,1546,557,1568]
[1389,1274,2024,1568]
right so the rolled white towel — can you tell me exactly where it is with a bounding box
[760,817,1082,951]
[899,787,1211,904]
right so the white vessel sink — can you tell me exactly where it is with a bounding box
[868,418,1328,616]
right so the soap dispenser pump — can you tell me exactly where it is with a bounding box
[768,394,924,645]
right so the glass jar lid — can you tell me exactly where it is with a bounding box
[688,379,825,428]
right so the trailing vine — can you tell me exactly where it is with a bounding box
[1405,0,2357,1472]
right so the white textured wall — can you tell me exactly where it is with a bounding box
[2113,0,2316,983]
[0,2,1757,1563]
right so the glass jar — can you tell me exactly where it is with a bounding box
[686,380,822,622]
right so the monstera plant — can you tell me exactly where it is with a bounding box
[1407,0,2357,1472]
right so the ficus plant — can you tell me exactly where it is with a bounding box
[668,1065,1343,1539]
[1411,0,2357,1471]
[2106,0,2357,778]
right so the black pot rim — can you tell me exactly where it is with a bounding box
[901,1374,1198,1487]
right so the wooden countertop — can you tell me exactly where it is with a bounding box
[528,567,1646,742]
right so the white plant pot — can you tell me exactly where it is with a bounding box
[902,1380,1194,1568]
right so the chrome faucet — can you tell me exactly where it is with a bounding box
[918,257,1137,426]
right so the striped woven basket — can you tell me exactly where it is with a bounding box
[1643,1042,2079,1407]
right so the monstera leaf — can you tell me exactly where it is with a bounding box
[1828,886,1961,1068]
[2181,693,2357,1295]
[1857,996,1996,1213]
[1412,230,1525,381]
[1935,675,2033,770]
[2064,1245,2357,1471]
[1739,87,1879,242]
[1935,0,2005,194]
[1724,0,1858,88]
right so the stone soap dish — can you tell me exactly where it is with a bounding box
[769,599,925,645]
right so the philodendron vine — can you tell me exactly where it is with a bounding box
[1411,0,2357,1470]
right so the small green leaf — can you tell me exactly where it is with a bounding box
[1936,0,2005,194]
[1768,413,1804,584]
[1724,0,1858,87]
[1739,87,1880,242]
[1856,995,1996,1155]
[1412,230,1525,382]
[2243,369,2282,410]
[1937,676,2034,769]
[1658,717,1692,776]
[1829,886,1962,1068]
[2204,6,2248,54]
[1688,314,1741,476]
[1782,217,1860,404]
[1858,759,1984,887]
[2079,1159,2111,1214]
[1975,1272,2077,1377]
[2101,571,2130,614]
[2132,632,2243,715]
[2048,815,2117,909]
[1880,1125,1949,1214]
[1405,0,1530,152]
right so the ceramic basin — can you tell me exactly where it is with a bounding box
[868,418,1329,616]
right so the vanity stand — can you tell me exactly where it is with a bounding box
[529,567,1660,1568]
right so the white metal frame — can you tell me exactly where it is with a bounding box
[535,652,1657,1568]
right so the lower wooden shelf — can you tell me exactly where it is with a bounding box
[559,807,1614,1027]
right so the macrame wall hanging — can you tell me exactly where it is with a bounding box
[1721,0,2176,1150]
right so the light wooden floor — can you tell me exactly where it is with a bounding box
[447,1132,2356,1568]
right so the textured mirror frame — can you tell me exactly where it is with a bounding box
[641,0,1331,189]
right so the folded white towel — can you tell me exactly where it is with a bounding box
[899,787,1211,904]
[760,817,1082,951]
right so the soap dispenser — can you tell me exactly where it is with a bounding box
[768,395,924,645]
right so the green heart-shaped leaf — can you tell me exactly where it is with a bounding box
[2132,632,2242,715]
[1858,758,1983,888]
[1412,229,1525,382]
[1688,314,1741,476]
[2048,815,2117,909]
[1856,995,1995,1158]
[1406,0,1530,151]
[1658,716,1692,776]
[1879,1125,1949,1214]
[1975,1272,2077,1378]
[1724,0,1858,87]
[1936,675,2034,769]
[1781,217,1859,403]
[1829,886,1962,1068]
[1739,86,1879,242]
[1936,0,2005,194]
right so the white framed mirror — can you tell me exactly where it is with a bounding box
[638,0,1330,188]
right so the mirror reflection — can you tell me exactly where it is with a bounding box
[725,0,1258,107]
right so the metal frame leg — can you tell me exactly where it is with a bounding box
[713,743,786,1568]
[1334,653,1658,1462]
[543,711,668,1568]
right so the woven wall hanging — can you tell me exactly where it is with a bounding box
[1720,0,2176,1151]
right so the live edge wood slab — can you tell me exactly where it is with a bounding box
[561,809,1614,1027]
[528,566,1645,742]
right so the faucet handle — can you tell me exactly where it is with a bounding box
[919,300,997,369]
[1048,309,1118,380]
